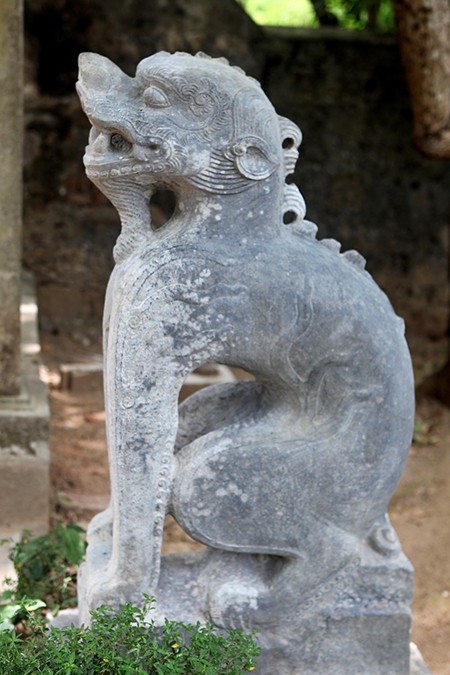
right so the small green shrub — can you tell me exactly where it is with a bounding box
[0,596,260,674]
[0,528,259,672]
[4,523,86,613]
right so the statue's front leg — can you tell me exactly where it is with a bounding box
[78,264,191,619]
[80,273,116,571]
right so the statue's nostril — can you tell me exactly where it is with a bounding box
[110,133,132,153]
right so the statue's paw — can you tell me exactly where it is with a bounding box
[207,581,272,631]
[85,570,144,615]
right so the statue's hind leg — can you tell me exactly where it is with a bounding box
[175,378,260,452]
[171,412,358,630]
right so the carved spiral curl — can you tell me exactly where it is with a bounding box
[277,116,309,228]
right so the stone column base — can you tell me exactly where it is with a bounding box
[0,273,50,555]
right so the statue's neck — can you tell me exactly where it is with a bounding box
[110,174,284,262]
[168,176,284,242]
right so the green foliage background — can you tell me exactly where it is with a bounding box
[238,0,395,32]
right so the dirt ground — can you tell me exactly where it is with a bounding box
[40,328,450,674]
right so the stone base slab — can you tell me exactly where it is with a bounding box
[74,546,425,674]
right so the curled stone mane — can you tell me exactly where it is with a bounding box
[193,51,309,227]
[190,53,310,232]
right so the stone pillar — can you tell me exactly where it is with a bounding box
[0,0,23,395]
[0,0,50,550]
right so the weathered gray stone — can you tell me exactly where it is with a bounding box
[76,51,415,673]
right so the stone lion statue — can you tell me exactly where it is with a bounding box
[76,50,414,673]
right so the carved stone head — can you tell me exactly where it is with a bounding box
[77,51,301,196]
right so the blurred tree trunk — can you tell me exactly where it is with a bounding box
[393,0,450,404]
[393,0,450,158]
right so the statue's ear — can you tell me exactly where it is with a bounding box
[227,137,277,181]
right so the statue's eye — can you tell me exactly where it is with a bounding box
[143,86,170,108]
[110,133,132,153]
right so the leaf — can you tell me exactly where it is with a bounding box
[59,525,86,565]
[0,603,22,620]
[0,617,15,632]
[22,598,46,613]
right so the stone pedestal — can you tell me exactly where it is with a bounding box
[80,548,414,675]
[0,274,50,546]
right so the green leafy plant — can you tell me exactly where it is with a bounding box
[0,527,259,671]
[0,596,46,633]
[3,523,86,613]
[0,596,260,674]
